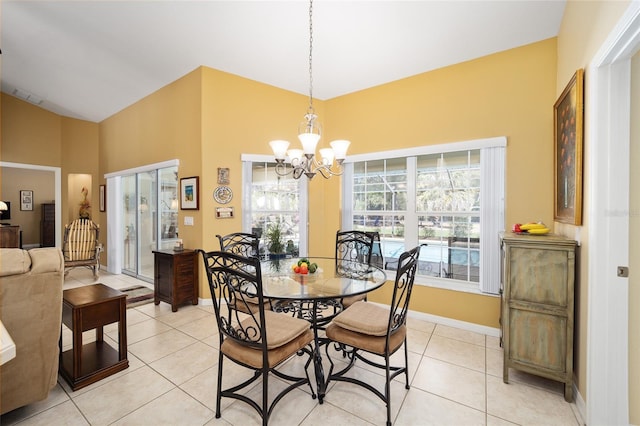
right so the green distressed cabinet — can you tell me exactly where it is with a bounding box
[500,232,576,402]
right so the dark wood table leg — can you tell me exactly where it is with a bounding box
[72,310,82,380]
[118,297,127,361]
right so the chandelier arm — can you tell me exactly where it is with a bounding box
[274,161,294,178]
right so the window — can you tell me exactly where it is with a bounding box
[242,155,308,258]
[342,137,505,294]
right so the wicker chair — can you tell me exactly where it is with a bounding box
[62,219,102,277]
[325,245,421,426]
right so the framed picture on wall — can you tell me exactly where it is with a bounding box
[20,190,33,211]
[217,167,230,184]
[99,185,106,212]
[180,176,199,210]
[554,68,584,225]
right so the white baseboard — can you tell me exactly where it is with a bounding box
[405,308,501,337]
[573,382,587,425]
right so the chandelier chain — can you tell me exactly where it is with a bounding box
[307,0,314,113]
[268,0,349,180]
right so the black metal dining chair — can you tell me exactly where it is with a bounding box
[335,230,375,308]
[198,250,315,425]
[216,232,275,313]
[216,232,260,258]
[324,245,421,426]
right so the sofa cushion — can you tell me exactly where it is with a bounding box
[29,248,64,274]
[0,249,31,277]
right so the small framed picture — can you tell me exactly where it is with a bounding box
[20,190,33,211]
[216,206,234,219]
[217,167,230,184]
[99,185,106,212]
[180,176,199,210]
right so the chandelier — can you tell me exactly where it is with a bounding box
[269,0,350,180]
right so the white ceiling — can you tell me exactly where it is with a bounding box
[1,1,566,123]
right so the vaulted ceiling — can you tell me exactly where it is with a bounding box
[1,1,566,123]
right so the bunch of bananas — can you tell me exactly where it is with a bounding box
[513,222,550,235]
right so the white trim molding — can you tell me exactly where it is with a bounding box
[586,2,640,424]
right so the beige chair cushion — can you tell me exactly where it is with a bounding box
[221,311,313,368]
[326,322,406,356]
[332,301,389,336]
[0,249,31,277]
[341,293,366,308]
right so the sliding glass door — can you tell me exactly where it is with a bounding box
[121,166,178,282]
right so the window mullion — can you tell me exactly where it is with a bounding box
[405,156,418,250]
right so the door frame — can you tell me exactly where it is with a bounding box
[587,2,640,424]
[0,161,62,247]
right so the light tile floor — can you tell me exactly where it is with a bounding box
[1,269,584,425]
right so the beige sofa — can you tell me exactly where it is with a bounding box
[0,248,64,415]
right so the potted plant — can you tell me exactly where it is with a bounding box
[266,221,286,259]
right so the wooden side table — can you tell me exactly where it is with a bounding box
[59,284,128,391]
[153,249,198,312]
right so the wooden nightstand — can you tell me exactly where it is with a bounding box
[152,249,198,312]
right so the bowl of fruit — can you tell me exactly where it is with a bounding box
[290,258,321,284]
[291,258,319,275]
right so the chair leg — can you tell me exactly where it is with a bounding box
[385,354,392,426]
[262,369,269,426]
[215,356,223,419]
[404,339,410,389]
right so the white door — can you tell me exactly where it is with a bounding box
[587,3,640,424]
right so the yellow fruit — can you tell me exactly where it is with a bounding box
[519,223,547,231]
[528,227,550,234]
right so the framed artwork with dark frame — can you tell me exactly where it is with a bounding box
[99,185,106,212]
[20,190,33,211]
[180,176,199,210]
[554,68,584,225]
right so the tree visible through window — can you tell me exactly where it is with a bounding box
[342,139,505,294]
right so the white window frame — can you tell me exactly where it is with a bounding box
[241,154,309,257]
[342,137,506,294]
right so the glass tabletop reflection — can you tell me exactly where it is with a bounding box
[260,257,387,301]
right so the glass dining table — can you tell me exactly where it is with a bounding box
[260,257,387,402]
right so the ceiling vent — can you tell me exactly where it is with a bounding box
[12,87,44,105]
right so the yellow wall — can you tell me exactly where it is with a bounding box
[326,38,558,327]
[61,117,100,225]
[1,93,101,243]
[555,0,630,405]
[99,68,204,266]
[1,94,62,166]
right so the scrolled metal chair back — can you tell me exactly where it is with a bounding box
[216,232,260,258]
[198,250,267,350]
[387,245,421,336]
[335,230,375,277]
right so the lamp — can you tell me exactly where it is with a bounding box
[269,0,350,180]
[0,201,7,211]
